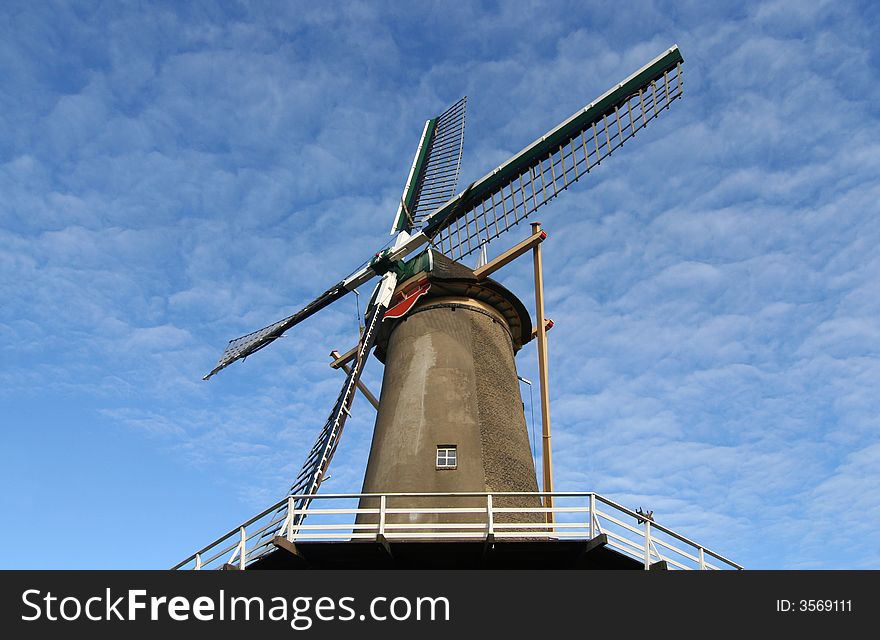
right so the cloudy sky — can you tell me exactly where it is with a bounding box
[2,0,878,569]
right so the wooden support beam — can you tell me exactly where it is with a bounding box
[329,346,357,369]
[473,228,547,280]
[376,533,393,561]
[531,222,555,524]
[575,533,609,563]
[530,319,554,339]
[272,536,307,563]
[329,350,380,410]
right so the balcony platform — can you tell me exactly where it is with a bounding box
[248,534,648,570]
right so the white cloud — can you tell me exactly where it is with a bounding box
[1,0,877,569]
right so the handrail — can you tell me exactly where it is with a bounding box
[591,493,741,569]
[173,491,743,571]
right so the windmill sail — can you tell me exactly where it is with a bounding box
[262,273,396,547]
[391,96,467,234]
[203,281,348,380]
[422,46,684,261]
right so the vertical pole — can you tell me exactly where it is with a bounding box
[486,494,494,539]
[531,222,554,524]
[378,494,387,540]
[239,526,247,570]
[589,494,596,539]
[643,521,651,570]
[698,547,706,571]
[286,496,295,542]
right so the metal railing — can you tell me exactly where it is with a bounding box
[173,491,742,571]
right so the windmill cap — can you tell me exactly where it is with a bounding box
[373,250,533,362]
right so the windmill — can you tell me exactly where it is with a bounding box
[190,46,717,570]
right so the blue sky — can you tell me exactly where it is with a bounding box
[1,1,878,569]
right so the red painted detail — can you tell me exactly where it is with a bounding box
[539,230,547,240]
[385,281,431,320]
[545,318,554,331]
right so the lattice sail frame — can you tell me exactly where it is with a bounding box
[286,290,388,505]
[392,96,467,234]
[424,49,683,261]
[252,274,396,552]
[408,96,467,226]
[203,282,347,379]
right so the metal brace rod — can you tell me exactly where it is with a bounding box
[329,350,380,410]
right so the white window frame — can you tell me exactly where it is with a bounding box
[436,445,457,470]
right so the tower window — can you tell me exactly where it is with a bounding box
[436,445,457,470]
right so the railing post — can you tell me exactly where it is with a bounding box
[286,496,295,542]
[194,553,202,571]
[378,494,387,540]
[239,526,247,570]
[589,494,596,539]
[486,494,494,539]
[698,547,706,571]
[643,520,651,570]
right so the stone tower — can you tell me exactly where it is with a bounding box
[357,251,541,529]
